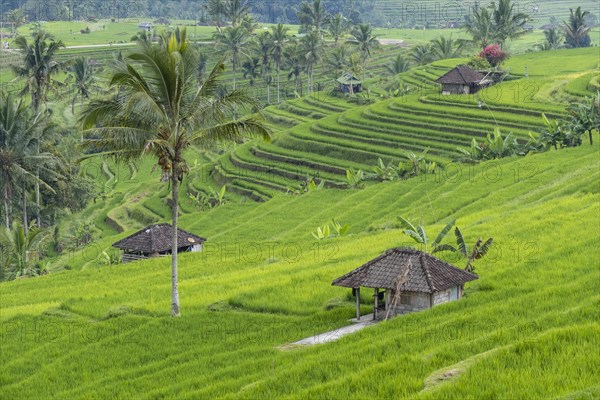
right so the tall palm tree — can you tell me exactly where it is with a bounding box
[224,0,249,27]
[463,5,494,49]
[327,13,348,46]
[284,41,305,96]
[298,0,328,34]
[79,29,269,317]
[490,0,530,47]
[270,24,289,104]
[347,23,379,81]
[8,9,26,37]
[0,92,57,232]
[242,57,261,95]
[563,7,591,48]
[301,31,323,95]
[214,25,250,90]
[538,27,564,50]
[11,29,64,114]
[325,45,350,77]
[65,57,97,116]
[386,54,411,75]
[255,32,273,103]
[208,0,225,27]
[429,35,464,61]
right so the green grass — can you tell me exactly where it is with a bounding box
[1,141,599,398]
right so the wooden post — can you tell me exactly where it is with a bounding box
[355,287,361,321]
[374,288,379,321]
[385,289,389,311]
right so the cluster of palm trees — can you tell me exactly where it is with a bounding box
[540,7,593,50]
[212,0,381,100]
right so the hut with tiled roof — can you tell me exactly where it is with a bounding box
[332,248,478,320]
[113,223,206,263]
[435,65,487,95]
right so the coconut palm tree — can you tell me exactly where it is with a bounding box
[538,27,564,50]
[429,35,464,61]
[463,5,494,49]
[347,23,379,80]
[65,57,98,115]
[0,92,58,232]
[79,29,269,317]
[327,13,348,46]
[563,7,591,48]
[325,45,350,77]
[284,41,305,96]
[410,44,432,65]
[301,31,323,95]
[386,54,411,75]
[242,57,261,96]
[298,0,328,34]
[254,32,273,103]
[270,24,289,103]
[224,0,249,27]
[213,25,250,90]
[11,29,64,114]
[8,9,26,37]
[490,0,530,47]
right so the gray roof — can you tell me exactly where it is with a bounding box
[113,223,206,253]
[336,72,361,85]
[435,65,485,85]
[332,248,478,293]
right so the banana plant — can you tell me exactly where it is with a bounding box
[346,168,365,188]
[455,227,494,273]
[398,217,456,253]
[373,158,397,181]
[331,218,350,236]
[312,224,331,240]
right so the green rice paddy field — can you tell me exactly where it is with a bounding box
[1,25,600,400]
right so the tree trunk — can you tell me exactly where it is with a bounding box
[22,187,28,237]
[277,64,281,103]
[36,140,41,228]
[171,171,181,317]
[589,130,593,145]
[3,193,9,228]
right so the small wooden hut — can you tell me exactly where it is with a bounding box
[336,72,362,94]
[332,248,478,320]
[113,223,206,263]
[435,65,486,95]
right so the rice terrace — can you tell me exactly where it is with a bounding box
[1,0,599,399]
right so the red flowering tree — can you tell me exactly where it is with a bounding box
[479,44,508,67]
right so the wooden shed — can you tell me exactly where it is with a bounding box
[336,72,362,94]
[332,248,478,320]
[112,223,206,263]
[435,65,486,95]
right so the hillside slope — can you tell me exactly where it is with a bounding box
[1,142,599,399]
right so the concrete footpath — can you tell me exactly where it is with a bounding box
[291,314,378,346]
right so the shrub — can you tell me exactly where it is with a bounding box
[479,44,508,67]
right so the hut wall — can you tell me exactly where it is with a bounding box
[442,84,469,95]
[388,290,431,315]
[433,285,461,305]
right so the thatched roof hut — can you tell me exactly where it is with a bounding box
[332,248,478,320]
[435,65,486,95]
[113,223,206,263]
[336,72,362,93]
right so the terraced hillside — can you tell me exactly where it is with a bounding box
[216,48,598,199]
[374,0,599,26]
[1,140,599,399]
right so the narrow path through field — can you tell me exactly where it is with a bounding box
[287,314,378,347]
